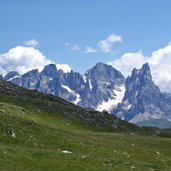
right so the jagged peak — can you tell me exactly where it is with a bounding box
[131,63,150,75]
[4,71,20,81]
[41,63,57,75]
[126,62,155,92]
[95,62,107,67]
[65,70,83,82]
[5,71,20,76]
[142,63,150,70]
[84,62,108,74]
[130,63,151,78]
[22,69,39,77]
[138,63,151,75]
[132,68,139,75]
[139,63,152,80]
[43,63,57,71]
[94,62,118,70]
[86,62,124,76]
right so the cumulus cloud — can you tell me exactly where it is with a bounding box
[98,34,122,53]
[149,44,171,92]
[84,46,97,54]
[108,43,171,93]
[108,51,148,76]
[25,39,39,47]
[56,64,72,73]
[0,46,51,75]
[0,46,71,76]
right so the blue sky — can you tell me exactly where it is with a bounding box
[1,0,171,75]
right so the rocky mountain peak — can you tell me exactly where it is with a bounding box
[142,62,150,71]
[113,63,171,126]
[85,62,125,85]
[22,69,39,77]
[41,64,57,76]
[126,62,153,89]
[4,71,20,81]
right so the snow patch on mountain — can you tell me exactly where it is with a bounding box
[73,94,81,105]
[7,75,21,81]
[82,75,87,83]
[96,85,125,113]
[62,84,73,93]
[127,104,132,110]
[89,79,93,90]
[61,84,81,105]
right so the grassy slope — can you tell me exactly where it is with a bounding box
[0,81,171,170]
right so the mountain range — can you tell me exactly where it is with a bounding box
[1,62,171,128]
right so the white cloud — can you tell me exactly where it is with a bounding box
[0,46,51,75]
[98,34,122,53]
[71,44,80,51]
[25,39,39,47]
[149,44,171,92]
[106,34,122,42]
[108,43,171,93]
[84,46,97,54]
[56,64,72,73]
[0,46,71,76]
[108,51,148,76]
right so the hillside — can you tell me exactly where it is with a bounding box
[0,80,139,132]
[0,80,171,170]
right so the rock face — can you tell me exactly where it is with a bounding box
[83,62,125,111]
[112,63,171,124]
[4,71,21,85]
[2,62,171,126]
[4,71,20,81]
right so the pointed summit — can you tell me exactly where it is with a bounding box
[127,63,153,88]
[23,69,39,77]
[140,63,152,86]
[94,62,109,69]
[4,71,20,81]
[85,62,125,84]
[125,63,155,98]
[113,63,171,125]
[131,63,150,76]
[41,64,57,76]
[142,62,150,70]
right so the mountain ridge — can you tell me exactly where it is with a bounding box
[1,62,171,128]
